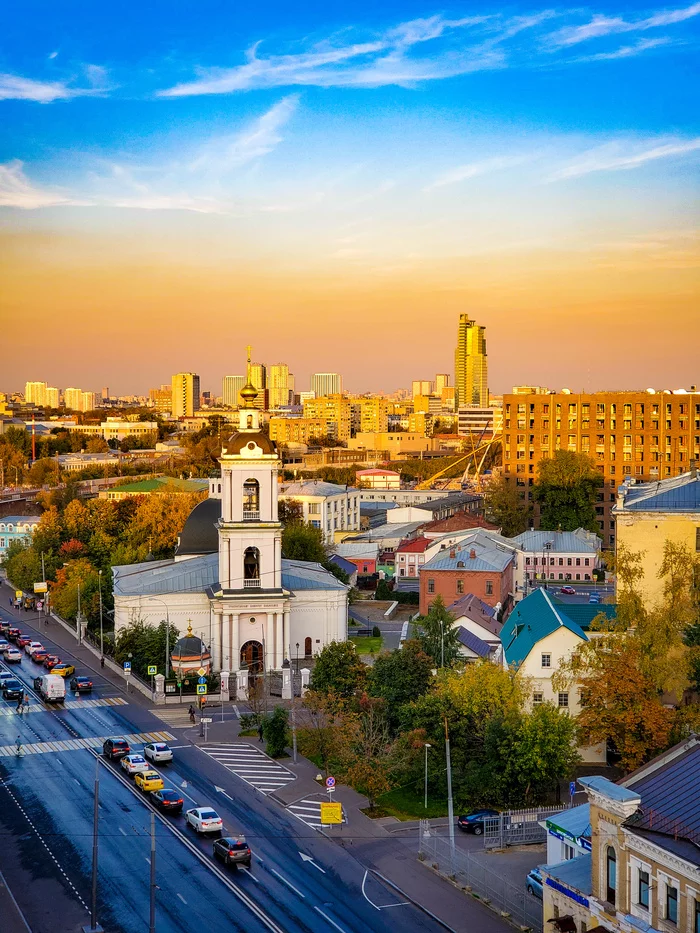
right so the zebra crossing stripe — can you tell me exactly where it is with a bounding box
[0,730,176,758]
[199,743,296,795]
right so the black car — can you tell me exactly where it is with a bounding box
[103,738,130,760]
[2,679,24,700]
[70,676,93,693]
[33,676,44,691]
[213,835,252,869]
[151,789,184,813]
[457,809,500,835]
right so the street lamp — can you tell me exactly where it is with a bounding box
[98,570,103,661]
[295,642,300,673]
[424,743,432,809]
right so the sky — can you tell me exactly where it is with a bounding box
[1,0,698,397]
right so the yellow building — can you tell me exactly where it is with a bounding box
[408,411,432,435]
[302,395,351,441]
[171,372,200,418]
[613,469,700,608]
[269,417,330,446]
[358,398,389,434]
[348,432,431,456]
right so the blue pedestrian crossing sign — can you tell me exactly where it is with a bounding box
[196,684,207,695]
[198,676,207,685]
[569,781,576,798]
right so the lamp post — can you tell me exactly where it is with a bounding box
[295,641,300,673]
[424,743,432,809]
[98,570,103,661]
[444,717,455,867]
[81,757,104,933]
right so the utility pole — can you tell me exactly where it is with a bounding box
[77,584,83,644]
[149,812,156,933]
[424,743,431,808]
[82,758,103,933]
[444,717,455,867]
[98,570,103,660]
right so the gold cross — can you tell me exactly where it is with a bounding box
[246,344,252,364]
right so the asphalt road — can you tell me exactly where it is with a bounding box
[0,597,481,933]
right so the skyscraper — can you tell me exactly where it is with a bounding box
[249,363,266,392]
[454,313,488,408]
[435,374,450,392]
[171,372,201,418]
[268,364,292,409]
[312,373,343,397]
[25,381,47,405]
[222,375,245,408]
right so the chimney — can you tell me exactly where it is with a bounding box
[470,548,477,559]
[449,548,456,559]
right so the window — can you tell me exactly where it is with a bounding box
[485,580,494,595]
[606,847,617,905]
[558,692,569,708]
[308,502,321,514]
[242,478,260,516]
[564,844,575,860]
[0,538,4,549]
[541,653,551,668]
[667,884,678,924]
[694,897,700,933]
[427,579,435,593]
[638,869,649,908]
[456,579,464,594]
[533,692,543,704]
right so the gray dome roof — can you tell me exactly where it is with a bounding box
[171,635,208,659]
[175,497,222,557]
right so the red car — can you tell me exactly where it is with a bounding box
[44,655,61,670]
[16,634,33,648]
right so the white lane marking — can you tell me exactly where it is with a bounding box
[362,870,381,911]
[314,906,348,933]
[177,893,187,904]
[299,852,326,873]
[238,866,259,884]
[119,828,127,836]
[269,868,305,899]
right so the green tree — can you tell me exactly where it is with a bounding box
[114,618,180,677]
[278,498,304,526]
[483,475,531,536]
[414,596,461,668]
[27,458,60,487]
[32,506,64,557]
[3,541,42,592]
[50,558,101,624]
[310,641,367,700]
[368,640,433,730]
[262,707,289,758]
[281,522,326,563]
[532,450,603,532]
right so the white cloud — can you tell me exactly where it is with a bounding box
[575,36,672,61]
[549,137,700,180]
[546,0,700,47]
[425,154,534,190]
[0,68,112,102]
[0,160,72,208]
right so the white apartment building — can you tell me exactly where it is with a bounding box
[279,480,361,544]
[311,373,343,397]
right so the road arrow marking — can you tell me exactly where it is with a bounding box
[299,852,326,873]
[215,785,234,800]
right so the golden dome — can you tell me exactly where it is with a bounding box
[240,381,258,407]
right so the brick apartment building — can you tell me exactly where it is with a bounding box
[419,540,514,616]
[502,389,700,548]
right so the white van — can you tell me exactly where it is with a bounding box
[39,674,66,704]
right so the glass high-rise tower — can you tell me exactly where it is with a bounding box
[454,314,488,409]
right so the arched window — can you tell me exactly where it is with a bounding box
[243,547,260,586]
[304,637,312,657]
[243,479,260,519]
[246,414,254,429]
[606,847,617,905]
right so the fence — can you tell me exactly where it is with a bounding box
[483,806,566,850]
[418,822,543,933]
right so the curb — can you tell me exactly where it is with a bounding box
[369,869,459,933]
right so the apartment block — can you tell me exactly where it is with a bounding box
[149,384,173,414]
[269,417,331,446]
[502,389,700,547]
[302,395,351,441]
[358,397,389,434]
[171,372,201,418]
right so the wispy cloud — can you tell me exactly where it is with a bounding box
[549,137,700,179]
[425,154,534,190]
[0,160,72,208]
[574,36,672,61]
[546,0,700,47]
[0,65,112,102]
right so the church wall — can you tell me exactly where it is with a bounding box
[288,589,348,658]
[114,592,212,651]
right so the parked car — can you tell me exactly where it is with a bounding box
[51,663,75,678]
[144,742,173,764]
[44,655,60,670]
[70,676,93,693]
[2,679,24,700]
[121,754,149,776]
[457,809,500,835]
[526,868,543,899]
[213,835,252,869]
[185,808,223,835]
[151,789,184,814]
[5,648,22,663]
[135,770,164,793]
[103,738,131,760]
[559,585,576,595]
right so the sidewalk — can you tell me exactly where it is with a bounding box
[0,867,32,933]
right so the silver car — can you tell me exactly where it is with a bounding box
[144,742,173,764]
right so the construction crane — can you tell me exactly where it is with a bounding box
[415,435,501,490]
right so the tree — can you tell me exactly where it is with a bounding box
[114,617,179,677]
[281,521,326,563]
[369,640,433,730]
[297,690,357,774]
[278,498,304,526]
[310,641,367,700]
[346,694,395,808]
[3,541,42,592]
[50,558,101,624]
[483,475,530,536]
[86,437,110,453]
[414,596,461,668]
[262,707,289,758]
[32,506,64,557]
[27,458,60,487]
[125,491,206,558]
[531,450,603,533]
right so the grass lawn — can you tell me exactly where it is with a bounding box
[350,635,383,654]
[375,785,450,821]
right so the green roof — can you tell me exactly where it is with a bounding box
[114,477,208,494]
[503,588,588,668]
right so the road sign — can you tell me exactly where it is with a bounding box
[196,684,207,695]
[569,781,576,798]
[201,717,212,723]
[325,776,336,789]
[147,665,157,675]
[197,667,206,677]
[123,661,131,671]
[15,590,22,599]
[33,582,48,594]
[198,675,207,685]
[320,802,343,825]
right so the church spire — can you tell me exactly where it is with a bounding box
[239,344,258,411]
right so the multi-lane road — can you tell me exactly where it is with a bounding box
[0,590,489,933]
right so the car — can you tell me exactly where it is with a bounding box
[44,655,60,670]
[144,742,173,764]
[588,593,602,604]
[51,663,75,678]
[7,627,20,642]
[32,650,48,663]
[559,585,576,595]
[26,641,44,656]
[0,672,16,687]
[135,770,164,793]
[70,676,93,693]
[103,738,130,760]
[16,634,32,648]
[2,679,24,700]
[0,620,10,633]
[213,835,252,869]
[121,754,149,776]
[185,808,223,835]
[0,639,10,653]
[5,648,22,663]
[150,789,184,813]
[457,809,500,835]
[526,868,543,899]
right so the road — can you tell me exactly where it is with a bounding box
[0,590,508,933]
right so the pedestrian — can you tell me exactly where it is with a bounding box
[188,705,196,724]
[258,723,264,743]
[15,736,22,757]
[23,693,29,714]
[16,695,22,714]
[100,656,105,669]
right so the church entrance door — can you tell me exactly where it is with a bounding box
[240,640,264,675]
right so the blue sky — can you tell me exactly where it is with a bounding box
[1,1,698,394]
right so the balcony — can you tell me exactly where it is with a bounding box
[242,511,260,522]
[243,579,261,589]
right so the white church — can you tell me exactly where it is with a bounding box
[112,375,349,675]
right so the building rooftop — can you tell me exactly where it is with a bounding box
[456,626,493,658]
[175,497,222,557]
[447,593,502,638]
[396,536,432,553]
[615,470,700,512]
[503,588,588,668]
[112,476,208,494]
[422,540,514,574]
[542,853,592,898]
[327,554,357,576]
[0,515,41,525]
[546,804,591,844]
[333,542,380,559]
[281,480,358,499]
[578,775,641,803]
[422,513,499,533]
[511,528,601,553]
[356,469,400,477]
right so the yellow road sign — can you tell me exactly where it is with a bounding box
[34,582,48,594]
[320,802,343,825]
[197,667,206,677]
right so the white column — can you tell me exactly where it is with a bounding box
[275,611,283,671]
[266,612,275,671]
[283,609,291,664]
[221,611,230,674]
[230,613,240,672]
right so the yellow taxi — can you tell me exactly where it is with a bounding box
[51,663,76,678]
[135,770,164,793]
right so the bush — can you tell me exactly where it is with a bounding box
[262,707,289,758]
[374,579,393,600]
[394,591,419,605]
[372,626,381,638]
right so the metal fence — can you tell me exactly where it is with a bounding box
[418,822,543,933]
[483,805,567,850]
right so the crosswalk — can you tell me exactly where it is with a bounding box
[0,696,128,718]
[148,706,197,729]
[0,729,175,758]
[287,796,347,830]
[200,743,296,795]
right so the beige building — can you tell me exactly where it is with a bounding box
[455,313,488,408]
[171,372,200,418]
[149,384,172,414]
[348,432,431,456]
[65,387,96,412]
[268,364,293,409]
[303,395,351,441]
[269,417,331,446]
[613,470,700,608]
[358,398,389,434]
[67,418,158,442]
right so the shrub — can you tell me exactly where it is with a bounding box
[372,626,381,638]
[263,707,289,758]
